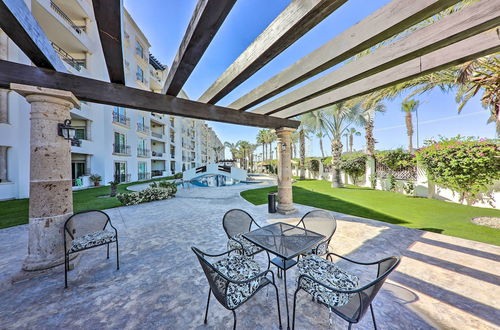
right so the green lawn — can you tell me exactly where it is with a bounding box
[241,179,500,246]
[0,177,175,229]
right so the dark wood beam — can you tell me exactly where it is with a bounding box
[0,60,298,129]
[271,29,500,119]
[198,0,347,104]
[162,0,236,96]
[92,0,125,84]
[231,0,463,110]
[0,0,67,72]
[253,0,500,115]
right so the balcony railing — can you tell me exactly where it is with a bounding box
[138,172,151,181]
[114,173,131,183]
[50,1,86,35]
[113,144,131,155]
[151,170,164,177]
[151,151,163,157]
[137,122,150,134]
[170,153,175,159]
[51,42,85,71]
[151,132,163,139]
[112,112,130,126]
[137,147,150,157]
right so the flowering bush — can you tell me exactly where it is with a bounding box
[376,148,416,171]
[117,187,174,206]
[149,181,177,196]
[341,153,366,185]
[416,136,500,205]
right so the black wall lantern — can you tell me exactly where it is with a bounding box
[281,142,287,152]
[58,119,81,146]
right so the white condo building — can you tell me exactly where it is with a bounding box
[0,0,224,200]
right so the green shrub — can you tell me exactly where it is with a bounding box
[387,174,396,192]
[117,186,175,206]
[403,181,415,196]
[369,174,377,189]
[416,136,500,205]
[341,154,366,185]
[307,159,320,172]
[173,172,183,179]
[376,148,416,171]
[149,181,177,195]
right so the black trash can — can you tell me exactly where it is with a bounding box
[268,192,277,213]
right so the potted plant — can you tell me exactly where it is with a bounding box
[109,180,119,197]
[89,174,102,187]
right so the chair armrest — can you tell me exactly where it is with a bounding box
[230,269,276,285]
[297,273,358,294]
[202,248,240,258]
[327,252,381,265]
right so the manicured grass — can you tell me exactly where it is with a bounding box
[0,176,176,229]
[241,179,500,246]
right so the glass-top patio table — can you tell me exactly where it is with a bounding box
[243,222,325,329]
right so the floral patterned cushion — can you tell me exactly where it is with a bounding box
[227,233,263,256]
[68,230,116,253]
[297,255,359,307]
[213,255,261,309]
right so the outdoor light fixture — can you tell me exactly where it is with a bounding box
[281,142,287,152]
[58,119,80,146]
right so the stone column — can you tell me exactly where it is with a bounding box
[276,127,296,215]
[11,84,80,271]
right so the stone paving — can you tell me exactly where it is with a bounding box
[0,176,499,329]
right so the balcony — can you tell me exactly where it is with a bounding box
[151,132,164,140]
[112,113,130,127]
[52,42,85,71]
[137,147,150,158]
[114,173,131,183]
[50,0,85,35]
[137,122,150,134]
[151,170,164,177]
[113,144,131,156]
[138,172,151,181]
[151,151,163,157]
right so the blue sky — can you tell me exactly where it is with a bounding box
[124,0,496,158]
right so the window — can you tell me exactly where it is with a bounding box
[170,161,176,174]
[75,127,86,140]
[113,107,127,125]
[114,132,129,155]
[170,145,175,158]
[0,146,8,183]
[136,66,144,82]
[114,162,128,183]
[138,161,148,180]
[135,41,144,58]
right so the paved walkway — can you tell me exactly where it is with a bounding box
[0,176,499,329]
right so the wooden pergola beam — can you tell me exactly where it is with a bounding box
[92,0,125,84]
[253,0,500,115]
[0,60,299,129]
[0,0,67,72]
[162,0,236,96]
[231,0,463,111]
[197,0,347,104]
[272,29,500,119]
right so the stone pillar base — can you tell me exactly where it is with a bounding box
[277,203,297,215]
[22,213,72,271]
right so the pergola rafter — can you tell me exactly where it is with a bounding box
[230,0,464,110]
[162,0,236,96]
[0,0,67,72]
[271,28,500,118]
[197,0,348,104]
[92,0,126,85]
[252,0,500,115]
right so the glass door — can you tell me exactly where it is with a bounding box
[114,162,127,182]
[72,161,85,186]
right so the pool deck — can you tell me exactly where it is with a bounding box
[0,176,499,329]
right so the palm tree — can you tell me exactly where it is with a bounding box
[346,127,361,152]
[291,131,299,159]
[301,111,327,158]
[212,145,224,163]
[237,140,251,170]
[342,132,349,153]
[359,100,386,157]
[224,141,239,161]
[401,99,420,152]
[256,129,267,161]
[318,102,365,188]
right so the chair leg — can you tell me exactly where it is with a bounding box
[232,309,237,330]
[370,303,377,330]
[292,288,300,330]
[115,239,120,270]
[64,253,68,288]
[348,322,352,330]
[204,289,211,324]
[107,243,110,259]
[272,282,282,329]
[265,251,271,270]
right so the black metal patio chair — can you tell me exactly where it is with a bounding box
[192,246,282,329]
[222,209,270,267]
[296,210,337,256]
[292,253,400,329]
[63,210,119,288]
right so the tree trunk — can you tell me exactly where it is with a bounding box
[349,134,353,153]
[365,119,375,157]
[319,137,325,158]
[299,130,305,180]
[331,137,343,188]
[406,111,413,152]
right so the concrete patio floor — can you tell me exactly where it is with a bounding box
[0,177,499,329]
